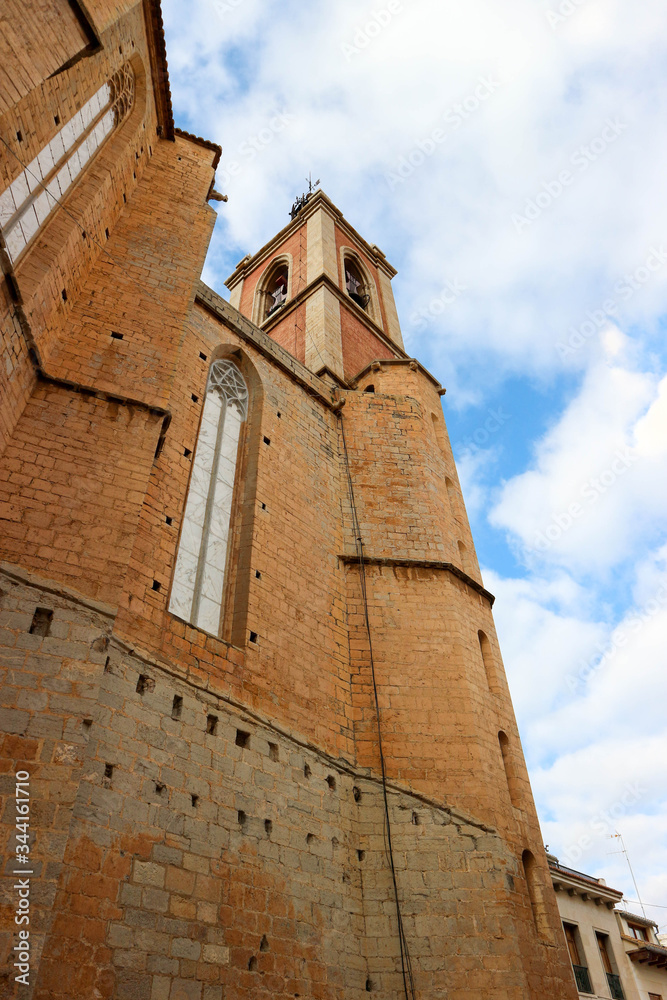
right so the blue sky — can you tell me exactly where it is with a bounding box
[163,0,667,927]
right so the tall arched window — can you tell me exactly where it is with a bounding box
[0,62,134,262]
[522,849,551,941]
[445,477,461,523]
[498,730,521,808]
[169,360,249,636]
[478,629,498,691]
[256,259,289,322]
[344,257,370,311]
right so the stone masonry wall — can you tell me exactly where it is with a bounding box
[1,563,554,1000]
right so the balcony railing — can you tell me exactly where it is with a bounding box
[572,965,593,993]
[607,972,625,999]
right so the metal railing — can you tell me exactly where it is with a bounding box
[607,972,625,999]
[572,965,593,993]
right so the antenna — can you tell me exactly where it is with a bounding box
[306,172,320,194]
[608,832,646,917]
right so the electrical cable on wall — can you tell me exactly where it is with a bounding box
[338,411,416,1000]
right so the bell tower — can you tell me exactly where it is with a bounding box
[225,187,406,382]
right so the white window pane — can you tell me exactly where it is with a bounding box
[98,82,112,108]
[78,138,94,167]
[37,144,55,177]
[65,153,81,184]
[45,176,60,207]
[60,120,76,151]
[70,111,85,141]
[4,224,26,260]
[200,565,225,605]
[169,584,193,623]
[80,100,94,129]
[196,595,221,635]
[33,189,52,225]
[49,132,66,163]
[9,171,30,208]
[19,206,39,242]
[25,158,42,192]
[177,520,205,562]
[56,165,73,197]
[0,186,17,227]
[100,109,115,136]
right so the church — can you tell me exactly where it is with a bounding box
[0,2,578,998]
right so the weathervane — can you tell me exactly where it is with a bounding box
[290,173,321,219]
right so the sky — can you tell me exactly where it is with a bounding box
[162,0,667,930]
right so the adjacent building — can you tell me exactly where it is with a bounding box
[550,855,667,1000]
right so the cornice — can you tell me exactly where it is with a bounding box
[350,356,442,392]
[338,555,495,607]
[225,189,398,289]
[550,865,623,905]
[142,0,174,140]
[174,128,222,170]
[195,282,340,410]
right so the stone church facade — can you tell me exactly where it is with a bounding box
[0,2,578,999]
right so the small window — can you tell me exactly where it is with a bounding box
[563,923,581,966]
[628,923,648,941]
[345,258,369,311]
[596,933,612,973]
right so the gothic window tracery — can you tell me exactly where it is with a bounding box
[169,360,249,636]
[0,62,135,262]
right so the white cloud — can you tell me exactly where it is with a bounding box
[489,356,667,573]
[488,561,667,916]
[163,0,667,377]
